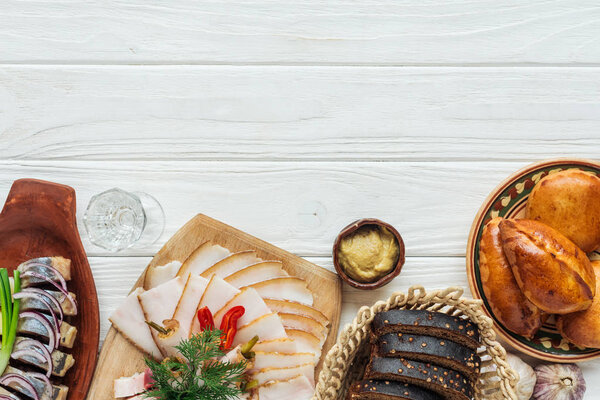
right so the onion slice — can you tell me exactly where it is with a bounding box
[11,350,46,365]
[17,288,63,325]
[0,396,16,400]
[14,339,53,377]
[19,311,56,353]
[20,262,67,290]
[0,374,39,400]
[20,272,77,315]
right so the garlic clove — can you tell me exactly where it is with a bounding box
[533,364,586,400]
[505,353,536,400]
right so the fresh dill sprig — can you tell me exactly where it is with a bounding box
[144,329,247,400]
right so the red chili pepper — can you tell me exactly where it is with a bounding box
[219,306,245,350]
[197,306,215,331]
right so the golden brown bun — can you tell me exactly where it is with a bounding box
[557,261,600,348]
[479,217,542,338]
[499,218,596,314]
[526,169,600,253]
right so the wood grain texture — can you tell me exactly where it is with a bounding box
[0,1,599,64]
[0,179,99,400]
[1,66,600,161]
[87,214,341,400]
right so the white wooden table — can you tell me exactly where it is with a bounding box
[2,1,600,396]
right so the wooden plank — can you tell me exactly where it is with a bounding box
[87,215,341,400]
[0,1,599,64]
[1,66,600,161]
[0,159,539,257]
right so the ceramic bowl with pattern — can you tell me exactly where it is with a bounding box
[466,159,600,362]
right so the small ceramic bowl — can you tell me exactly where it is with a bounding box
[333,218,405,290]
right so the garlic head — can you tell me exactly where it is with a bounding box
[505,353,536,400]
[533,364,586,400]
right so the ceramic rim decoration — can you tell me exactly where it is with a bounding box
[467,158,600,362]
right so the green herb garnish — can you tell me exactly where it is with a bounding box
[144,328,247,400]
[0,269,20,375]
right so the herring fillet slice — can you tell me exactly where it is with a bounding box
[2,366,68,400]
[286,329,322,363]
[19,256,72,284]
[213,287,271,328]
[233,313,287,347]
[264,299,329,328]
[279,313,328,346]
[200,251,261,279]
[252,363,315,387]
[110,288,162,359]
[144,260,182,290]
[190,276,240,334]
[224,261,289,288]
[156,275,209,357]
[139,276,186,355]
[20,290,77,316]
[248,277,314,306]
[176,242,230,278]
[2,314,78,349]
[252,338,297,354]
[257,375,314,400]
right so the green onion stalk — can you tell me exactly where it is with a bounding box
[0,269,21,375]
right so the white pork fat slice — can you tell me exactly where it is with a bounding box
[252,338,297,354]
[225,261,288,288]
[144,260,182,289]
[213,287,271,328]
[156,275,209,356]
[252,351,314,372]
[252,363,315,387]
[286,329,322,363]
[109,288,161,359]
[258,375,314,400]
[176,242,230,278]
[264,299,329,328]
[233,313,287,347]
[249,277,313,306]
[190,276,240,334]
[279,313,328,346]
[200,250,261,279]
[113,369,153,398]
[138,276,186,355]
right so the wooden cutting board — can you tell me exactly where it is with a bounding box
[88,214,342,399]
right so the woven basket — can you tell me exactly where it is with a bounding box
[313,286,519,400]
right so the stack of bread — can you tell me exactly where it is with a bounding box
[347,309,481,400]
[479,169,600,347]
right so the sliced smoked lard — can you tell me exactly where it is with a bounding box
[110,288,162,359]
[156,275,209,357]
[176,242,230,279]
[200,251,261,279]
[138,276,186,356]
[257,375,313,400]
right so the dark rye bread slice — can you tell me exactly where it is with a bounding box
[365,357,473,400]
[372,310,480,350]
[374,333,481,381]
[347,380,443,400]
